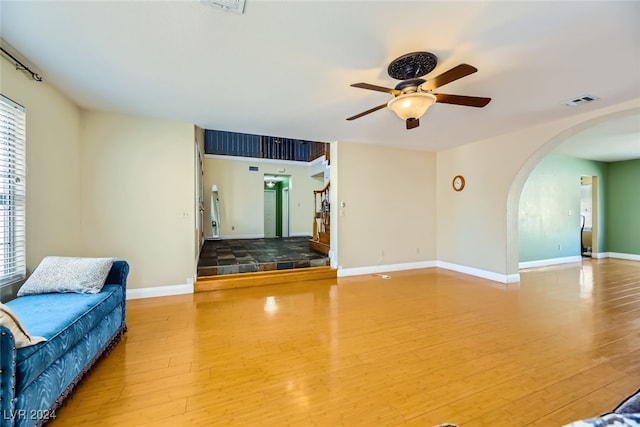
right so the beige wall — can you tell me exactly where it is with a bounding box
[436,132,529,276]
[5,51,638,290]
[2,56,198,290]
[330,101,638,280]
[202,156,323,238]
[436,100,640,279]
[334,141,437,269]
[1,55,84,272]
[79,112,196,289]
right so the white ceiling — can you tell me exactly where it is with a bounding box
[1,1,639,160]
[555,114,640,162]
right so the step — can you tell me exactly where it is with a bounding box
[195,266,337,292]
[309,239,330,256]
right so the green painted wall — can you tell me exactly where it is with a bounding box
[606,159,640,255]
[519,154,608,262]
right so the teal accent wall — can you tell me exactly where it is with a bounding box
[519,154,608,262]
[606,159,640,255]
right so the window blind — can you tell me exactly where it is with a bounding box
[0,94,26,287]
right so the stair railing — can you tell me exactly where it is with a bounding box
[312,182,330,244]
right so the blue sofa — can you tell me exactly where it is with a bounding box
[0,260,129,427]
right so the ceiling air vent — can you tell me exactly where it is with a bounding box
[562,94,600,107]
[201,0,246,14]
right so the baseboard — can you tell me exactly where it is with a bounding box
[437,261,521,284]
[127,281,194,300]
[519,256,583,269]
[220,234,264,239]
[211,234,312,240]
[127,253,639,300]
[289,233,312,238]
[603,252,640,261]
[337,260,520,284]
[337,261,437,278]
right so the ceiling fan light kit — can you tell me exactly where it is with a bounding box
[387,92,436,121]
[347,51,491,130]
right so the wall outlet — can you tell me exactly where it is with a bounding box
[557,244,562,251]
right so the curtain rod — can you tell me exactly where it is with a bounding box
[0,47,43,82]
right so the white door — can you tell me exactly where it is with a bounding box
[282,188,290,237]
[264,190,277,238]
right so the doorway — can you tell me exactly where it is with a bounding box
[264,174,291,238]
[580,176,599,257]
[264,189,277,238]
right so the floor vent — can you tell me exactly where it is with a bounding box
[201,0,246,14]
[562,94,600,107]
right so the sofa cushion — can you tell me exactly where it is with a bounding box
[18,256,115,296]
[6,284,124,392]
[0,303,46,348]
[15,307,124,427]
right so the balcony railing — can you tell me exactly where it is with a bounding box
[205,129,328,163]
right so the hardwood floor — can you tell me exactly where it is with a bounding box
[48,258,640,426]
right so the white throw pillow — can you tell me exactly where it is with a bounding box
[17,256,115,296]
[0,302,47,348]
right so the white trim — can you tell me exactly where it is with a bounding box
[437,261,520,284]
[289,232,312,238]
[127,280,194,300]
[309,155,328,177]
[337,261,437,278]
[329,250,337,269]
[337,260,520,284]
[220,234,264,239]
[205,154,311,167]
[604,252,640,261]
[309,156,325,167]
[518,255,583,269]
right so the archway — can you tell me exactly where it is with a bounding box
[505,107,640,277]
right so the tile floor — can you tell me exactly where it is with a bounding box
[197,236,330,277]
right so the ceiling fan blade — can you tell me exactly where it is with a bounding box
[419,64,478,91]
[434,93,491,107]
[346,103,388,121]
[406,118,420,130]
[351,82,401,95]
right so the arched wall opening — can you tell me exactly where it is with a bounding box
[505,107,640,277]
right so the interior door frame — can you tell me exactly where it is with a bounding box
[264,189,277,238]
[282,187,290,237]
[580,175,599,257]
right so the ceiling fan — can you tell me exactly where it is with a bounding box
[347,51,491,130]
